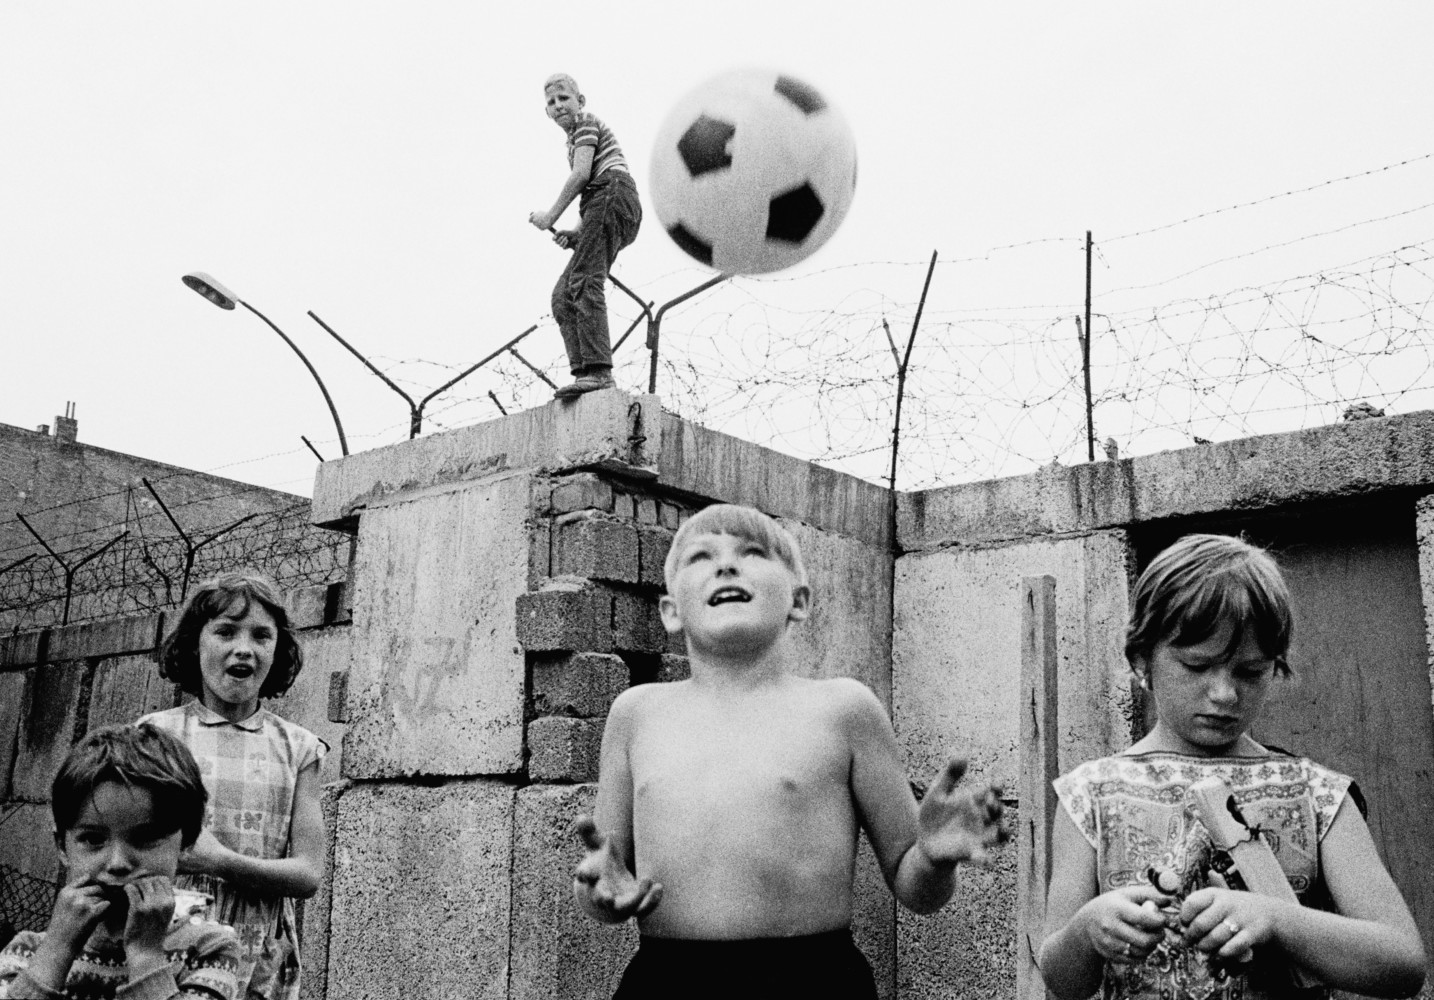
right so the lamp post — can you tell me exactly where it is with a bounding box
[181,272,349,456]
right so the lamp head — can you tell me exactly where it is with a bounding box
[182,272,239,310]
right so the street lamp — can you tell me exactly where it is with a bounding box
[181,272,349,456]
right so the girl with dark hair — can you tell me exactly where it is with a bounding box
[140,572,325,1000]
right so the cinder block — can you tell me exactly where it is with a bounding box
[0,630,46,670]
[327,671,349,724]
[528,515,552,587]
[0,671,27,799]
[553,512,639,583]
[551,473,614,515]
[532,652,629,718]
[47,614,160,662]
[613,492,636,521]
[853,833,897,1000]
[658,502,683,531]
[515,587,614,653]
[612,590,666,654]
[636,524,672,586]
[528,716,603,783]
[14,662,89,801]
[655,654,690,683]
[635,498,659,526]
[87,655,177,732]
[511,785,636,1000]
[667,627,687,657]
[326,781,513,1000]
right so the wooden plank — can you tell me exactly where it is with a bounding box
[1017,575,1058,1000]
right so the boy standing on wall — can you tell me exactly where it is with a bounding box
[528,73,642,400]
[573,503,1009,999]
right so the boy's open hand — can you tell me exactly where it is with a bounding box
[572,816,663,923]
[916,758,1010,867]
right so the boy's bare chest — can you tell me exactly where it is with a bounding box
[629,700,850,805]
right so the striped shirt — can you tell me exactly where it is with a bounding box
[0,921,241,999]
[567,110,629,182]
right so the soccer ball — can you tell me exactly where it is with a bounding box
[649,68,857,275]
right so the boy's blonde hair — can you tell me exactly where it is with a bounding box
[663,504,807,592]
[1125,533,1292,674]
[544,72,582,96]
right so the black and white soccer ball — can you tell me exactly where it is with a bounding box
[650,68,857,275]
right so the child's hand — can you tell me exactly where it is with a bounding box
[121,876,175,977]
[1180,876,1285,965]
[177,829,229,877]
[916,758,1010,867]
[571,816,663,923]
[43,879,111,949]
[528,210,558,231]
[1079,885,1174,964]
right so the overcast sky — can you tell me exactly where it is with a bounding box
[3,2,1431,497]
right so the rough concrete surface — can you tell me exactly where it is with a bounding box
[269,626,350,786]
[902,409,1434,549]
[326,780,514,1000]
[0,670,27,800]
[311,392,659,526]
[785,521,894,706]
[656,411,893,549]
[897,804,1019,1000]
[46,614,162,663]
[13,662,88,801]
[343,473,529,779]
[298,780,348,1000]
[893,532,1131,797]
[86,655,177,732]
[510,784,634,1000]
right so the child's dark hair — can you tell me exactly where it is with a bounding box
[1125,533,1292,675]
[158,571,303,698]
[52,724,208,847]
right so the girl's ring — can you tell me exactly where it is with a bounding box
[1224,919,1240,935]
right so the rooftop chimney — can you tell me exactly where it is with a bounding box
[53,401,78,446]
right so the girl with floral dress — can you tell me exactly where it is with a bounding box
[1039,534,1425,999]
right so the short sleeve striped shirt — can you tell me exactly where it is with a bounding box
[568,110,629,180]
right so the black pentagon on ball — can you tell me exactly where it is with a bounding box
[667,223,714,265]
[766,183,825,244]
[677,115,736,179]
[774,76,827,115]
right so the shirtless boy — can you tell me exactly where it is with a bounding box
[573,504,1008,998]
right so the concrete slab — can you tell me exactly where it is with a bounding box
[896,803,1019,1000]
[47,614,161,662]
[268,627,350,785]
[297,780,347,1000]
[785,522,893,707]
[0,670,26,800]
[510,784,635,1000]
[902,409,1434,548]
[13,662,89,801]
[656,411,893,549]
[312,392,659,526]
[87,655,177,732]
[342,474,529,779]
[893,531,1131,797]
[326,780,513,1000]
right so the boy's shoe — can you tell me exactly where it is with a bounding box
[554,371,616,399]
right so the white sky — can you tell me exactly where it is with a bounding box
[3,2,1431,498]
